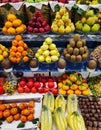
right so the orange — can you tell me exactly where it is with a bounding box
[3,110,11,117]
[11,46,17,52]
[10,107,18,115]
[0,111,3,119]
[15,35,22,41]
[7,27,16,34]
[7,14,17,22]
[12,40,18,46]
[14,113,21,120]
[57,82,63,89]
[19,103,25,110]
[2,26,7,33]
[75,89,81,95]
[11,103,17,108]
[23,43,28,49]
[16,52,21,58]
[62,84,69,91]
[22,109,30,116]
[6,115,13,123]
[10,51,16,57]
[10,57,17,63]
[23,56,29,62]
[59,89,66,95]
[28,101,35,108]
[0,104,6,111]
[20,24,26,30]
[67,90,74,95]
[18,40,24,47]
[5,104,11,109]
[16,26,24,33]
[20,115,27,123]
[16,57,21,63]
[17,46,24,52]
[29,108,34,114]
[27,114,34,121]
[5,21,12,28]
[22,51,27,56]
[12,19,22,27]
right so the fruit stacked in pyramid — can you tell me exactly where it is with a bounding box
[0,44,9,61]
[2,14,26,35]
[9,35,34,63]
[51,6,75,33]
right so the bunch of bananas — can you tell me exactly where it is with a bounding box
[69,111,86,130]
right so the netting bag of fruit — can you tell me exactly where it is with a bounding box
[25,2,50,24]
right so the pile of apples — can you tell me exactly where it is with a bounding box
[17,74,58,95]
[27,10,51,33]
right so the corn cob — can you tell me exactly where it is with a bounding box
[54,107,68,130]
[69,111,86,130]
[55,95,66,112]
[43,92,54,112]
[40,105,52,130]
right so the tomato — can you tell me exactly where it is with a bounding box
[48,78,54,82]
[27,81,34,89]
[31,87,37,93]
[34,82,40,89]
[48,82,54,88]
[24,87,30,93]
[17,87,24,93]
[51,88,58,95]
[43,88,49,93]
[0,86,4,94]
[19,81,26,87]
[38,88,44,93]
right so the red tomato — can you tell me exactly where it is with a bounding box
[17,87,24,93]
[48,82,54,88]
[51,88,58,95]
[19,81,26,87]
[24,87,30,93]
[27,81,34,89]
[31,87,37,93]
[34,82,40,89]
[43,88,49,93]
[38,88,44,93]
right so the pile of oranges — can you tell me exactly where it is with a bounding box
[9,35,34,63]
[2,14,26,35]
[0,100,35,123]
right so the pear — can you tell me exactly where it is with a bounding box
[45,37,52,45]
[82,24,90,33]
[62,15,69,22]
[85,10,94,18]
[93,16,98,22]
[51,24,58,32]
[51,55,58,62]
[65,26,71,33]
[59,6,67,16]
[46,56,51,63]
[38,55,45,62]
[50,50,57,55]
[86,17,95,26]
[70,23,75,32]
[37,49,43,54]
[57,20,64,27]
[49,44,56,50]
[56,12,61,19]
[91,24,100,32]
[58,25,65,33]
[35,53,40,58]
[43,50,50,57]
[81,17,86,24]
[75,21,83,31]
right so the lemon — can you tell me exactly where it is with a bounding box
[12,19,22,27]
[5,21,12,28]
[7,27,16,34]
[16,26,24,33]
[7,14,17,22]
[1,46,6,51]
[3,51,8,57]
[2,26,8,33]
[0,50,2,55]
[0,55,4,61]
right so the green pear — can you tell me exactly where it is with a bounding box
[62,15,69,22]
[45,37,52,45]
[70,23,75,32]
[37,49,43,54]
[86,17,95,26]
[51,24,58,32]
[56,12,61,19]
[93,16,98,22]
[91,24,100,32]
[38,55,45,62]
[85,10,94,18]
[82,24,91,33]
[35,53,40,59]
[59,6,67,16]
[58,25,65,33]
[49,44,56,50]
[57,19,64,27]
[75,21,83,31]
[65,26,71,33]
[81,17,86,24]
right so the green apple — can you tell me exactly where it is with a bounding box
[45,37,52,45]
[43,50,50,57]
[46,56,51,63]
[38,55,45,62]
[51,55,58,62]
[82,24,91,33]
[37,49,43,54]
[49,44,56,50]
[41,44,48,51]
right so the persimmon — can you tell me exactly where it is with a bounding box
[27,114,34,121]
[16,52,21,58]
[23,43,28,49]
[0,104,6,111]
[6,115,13,123]
[22,109,30,116]
[19,103,26,110]
[14,113,21,120]
[11,103,17,108]
[10,51,16,57]
[5,104,11,109]
[18,40,24,47]
[12,40,18,46]
[20,115,27,123]
[75,89,81,95]
[16,57,21,63]
[10,57,17,63]
[29,108,34,114]
[15,35,22,41]
[10,107,18,115]
[11,46,17,52]
[3,109,11,117]
[23,56,29,62]
[67,89,74,95]
[17,46,24,53]
[22,51,28,56]
[0,111,3,119]
[28,101,35,108]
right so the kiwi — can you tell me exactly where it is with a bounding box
[81,38,86,46]
[71,55,76,62]
[67,47,73,54]
[73,48,79,56]
[65,53,71,59]
[82,53,88,61]
[76,55,82,62]
[76,40,83,48]
[63,48,68,55]
[73,34,80,42]
[79,47,85,54]
[69,38,75,47]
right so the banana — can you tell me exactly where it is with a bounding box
[69,111,86,130]
[55,94,66,112]
[54,107,68,130]
[43,92,54,112]
[40,105,52,130]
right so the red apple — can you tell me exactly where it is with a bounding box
[43,88,49,93]
[27,81,34,89]
[38,87,44,93]
[42,20,47,27]
[33,28,39,33]
[19,81,26,87]
[35,11,42,17]
[34,82,41,89]
[51,88,58,95]
[45,25,51,32]
[27,26,33,32]
[48,78,54,82]
[32,17,37,22]
[0,86,4,94]
[39,28,45,33]
[2,0,9,3]
[24,87,30,93]
[48,82,54,88]
[31,87,37,93]
[27,77,34,82]
[40,77,47,84]
[58,0,66,3]
[37,17,42,22]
